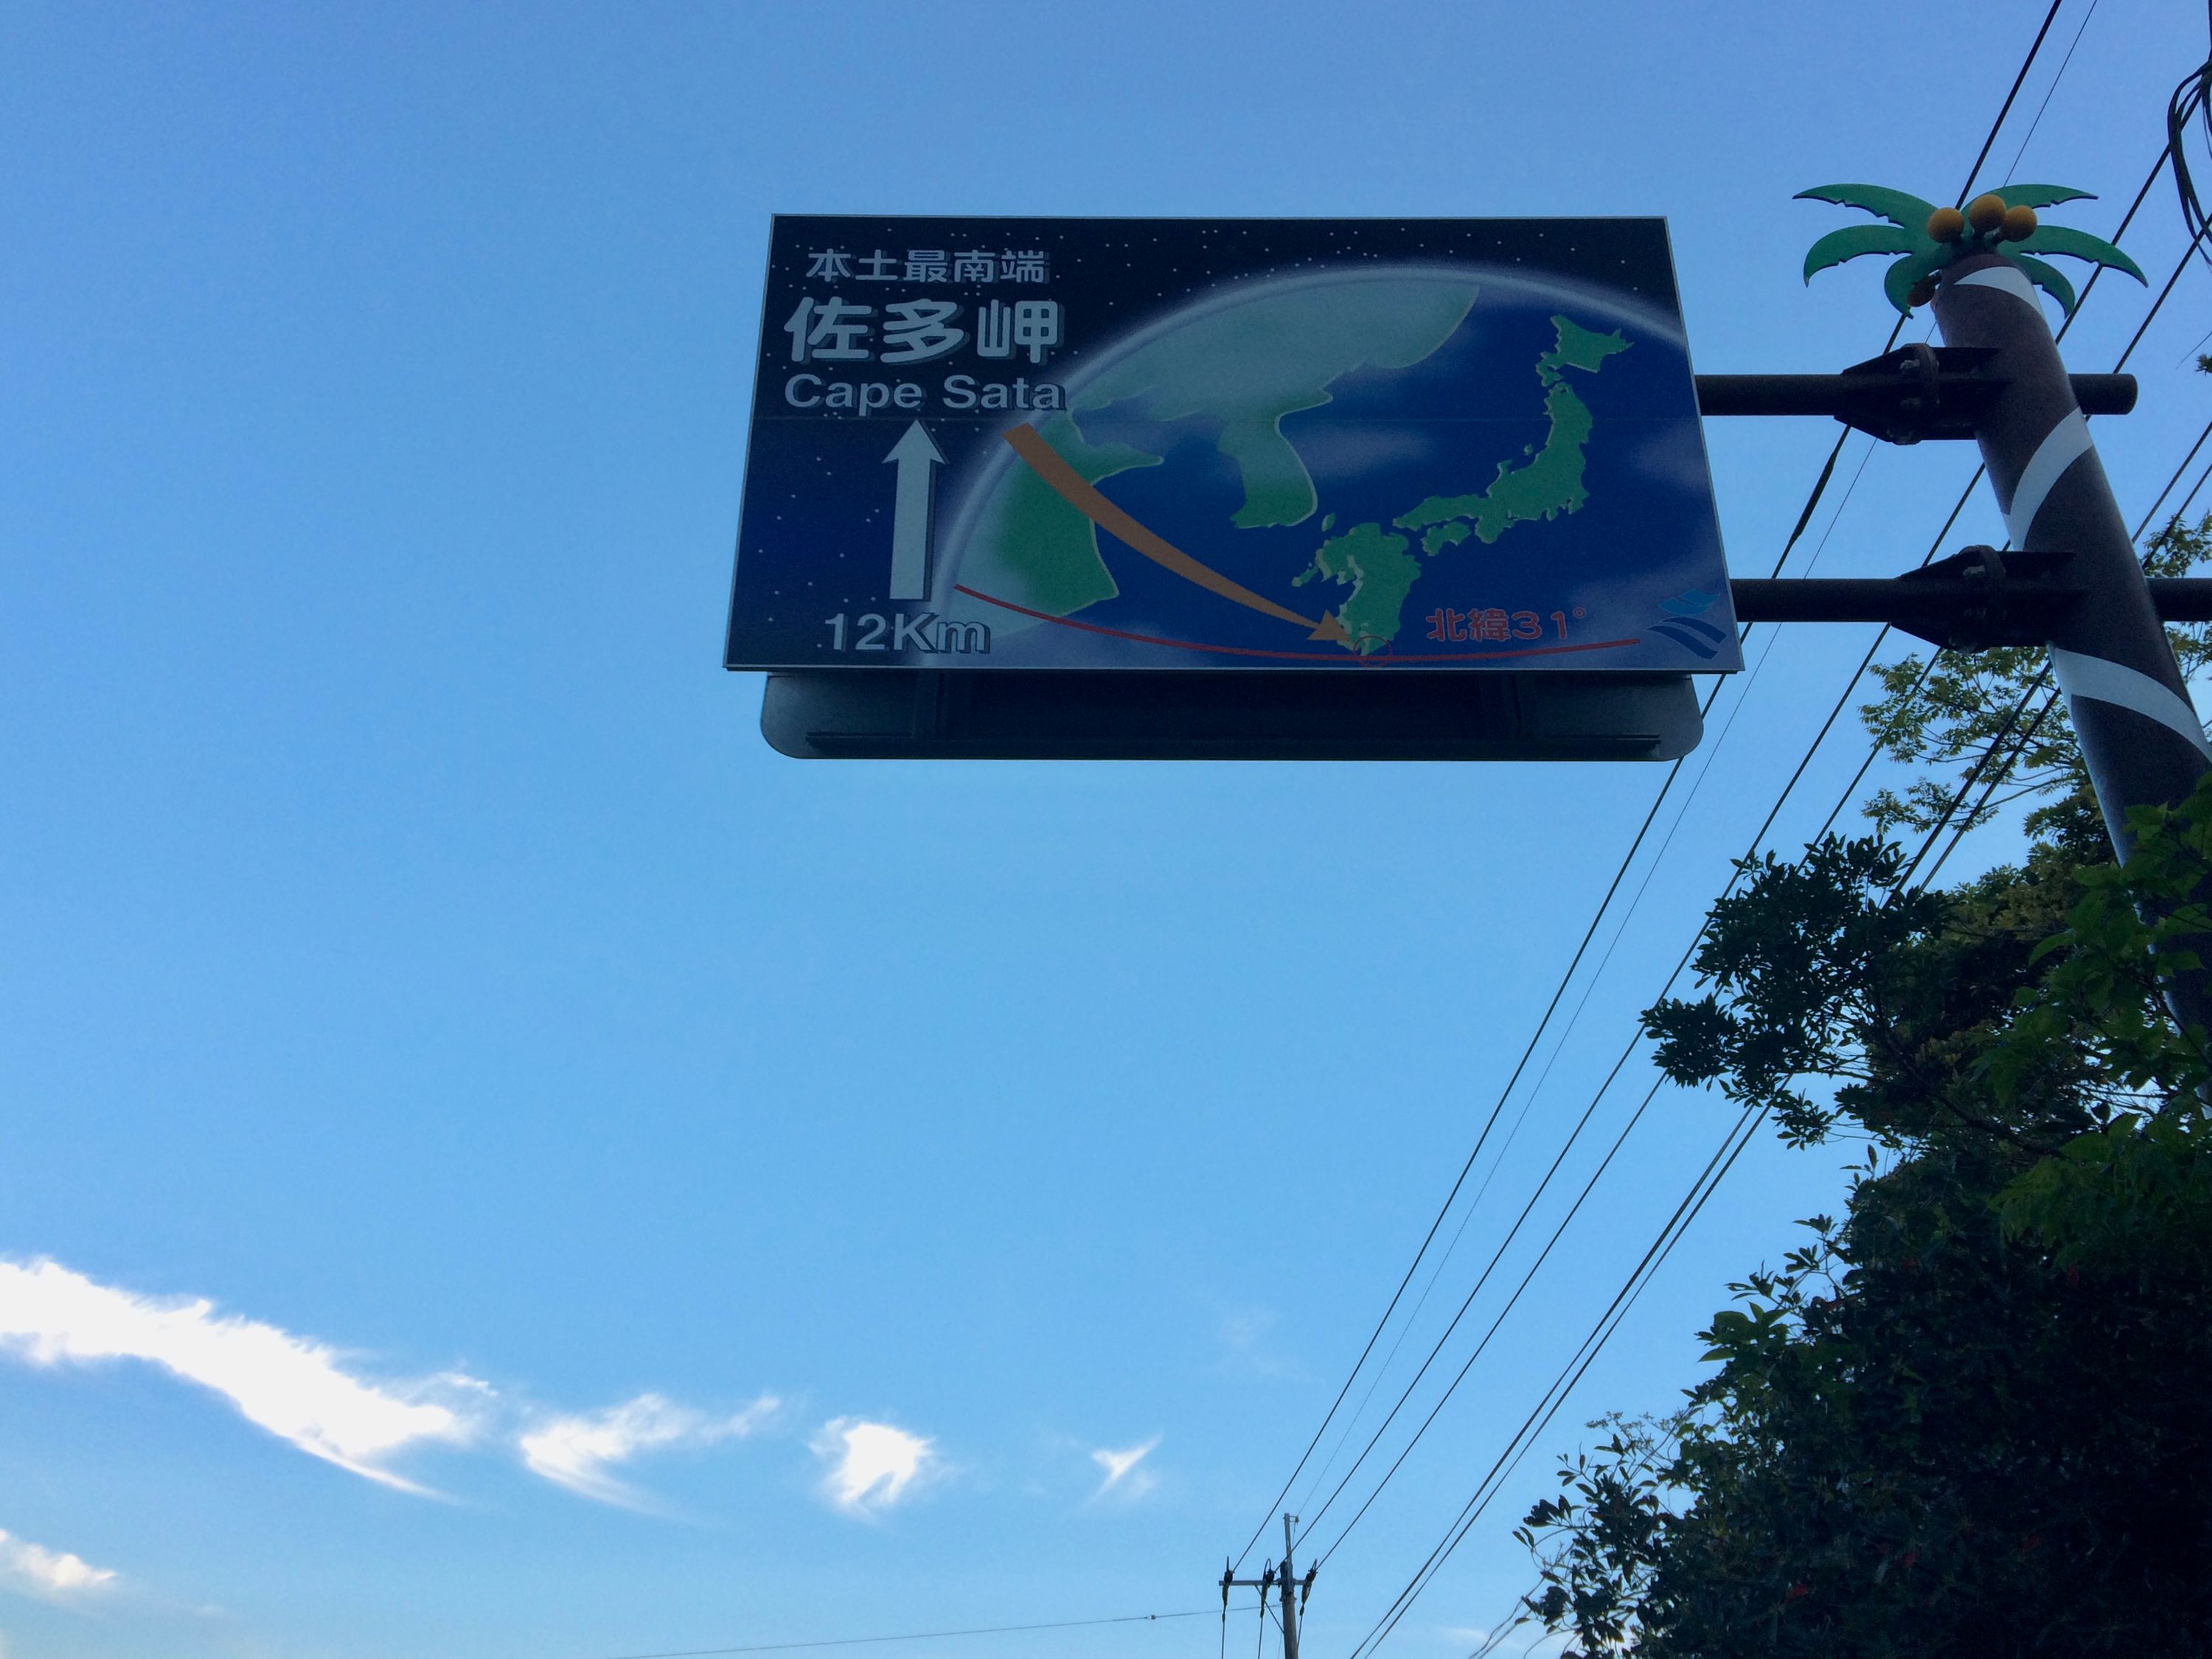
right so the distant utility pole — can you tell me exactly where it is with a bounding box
[1222,1517,1315,1659]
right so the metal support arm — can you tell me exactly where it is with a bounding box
[1696,344,2136,443]
[1730,546,2212,652]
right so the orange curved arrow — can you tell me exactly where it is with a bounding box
[1002,425,1350,645]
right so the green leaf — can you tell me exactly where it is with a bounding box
[1989,183,2096,209]
[2005,251,2079,318]
[1804,225,1921,282]
[1882,248,1944,314]
[2011,223,2148,283]
[1797,183,1941,229]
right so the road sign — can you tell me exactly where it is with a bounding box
[757,668,1705,762]
[727,217,1740,680]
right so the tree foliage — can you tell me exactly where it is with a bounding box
[1860,511,2212,840]
[1513,516,2212,1656]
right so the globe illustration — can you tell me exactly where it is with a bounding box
[931,263,1729,669]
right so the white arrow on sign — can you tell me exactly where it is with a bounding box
[883,419,947,602]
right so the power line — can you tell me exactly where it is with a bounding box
[1284,335,1986,1587]
[1326,675,1968,1638]
[1406,469,2186,1638]
[1910,408,2212,888]
[1343,1107,1770,1659]
[1311,13,2136,1631]
[2113,220,2210,373]
[1281,449,1885,1533]
[1247,6,2138,1622]
[1296,441,1993,1569]
[1994,0,2101,184]
[2171,451,2212,523]
[1228,424,1874,1572]
[1333,659,1974,1649]
[1264,453,1882,1561]
[1338,139,2208,1654]
[1955,0,2067,206]
[1234,148,1921,1576]
[580,1610,1221,1659]
[2138,417,2212,529]
[1456,311,2212,1659]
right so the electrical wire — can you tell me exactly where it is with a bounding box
[1342,1107,1770,1659]
[1955,0,2068,208]
[1994,0,2101,184]
[1312,16,2152,1635]
[2138,417,2212,529]
[1228,402,1878,1574]
[1346,437,2183,1641]
[2166,49,2212,269]
[2112,221,2211,374]
[1416,333,2212,1659]
[1290,417,1983,1580]
[1908,409,2212,888]
[580,1610,1220,1659]
[1280,445,1887,1531]
[1335,665,1978,1651]
[1295,445,1992,1569]
[1279,575,1850,1556]
[1337,137,2212,1652]
[1236,156,1923,1571]
[2172,451,2212,524]
[1331,687,1974,1645]
[1305,431,1882,1507]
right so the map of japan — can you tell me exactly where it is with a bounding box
[943,278,1641,660]
[1295,316,1632,653]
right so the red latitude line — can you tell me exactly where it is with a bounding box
[951,585,1642,665]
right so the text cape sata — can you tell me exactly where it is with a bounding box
[781,371,1065,415]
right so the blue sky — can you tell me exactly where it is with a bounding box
[4,3,2208,1656]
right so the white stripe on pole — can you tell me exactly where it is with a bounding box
[2050,647,2212,759]
[1954,264,2041,310]
[2003,410,2094,546]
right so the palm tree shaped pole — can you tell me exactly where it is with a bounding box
[1806,184,2209,1026]
[1804,186,2202,851]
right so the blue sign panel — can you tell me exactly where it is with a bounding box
[727,218,1740,673]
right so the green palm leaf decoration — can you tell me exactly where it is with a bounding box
[1882,246,1948,316]
[2008,223,2147,282]
[1797,184,1944,227]
[2010,254,2079,317]
[1981,184,2096,209]
[1796,182,2146,316]
[1804,223,1919,281]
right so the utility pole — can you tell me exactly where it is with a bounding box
[1932,239,2212,1029]
[1933,243,2211,858]
[1222,1515,1315,1659]
[1781,181,2210,1025]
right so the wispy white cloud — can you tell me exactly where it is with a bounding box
[813,1418,935,1515]
[0,1257,481,1492]
[1089,1435,1160,1500]
[0,1256,785,1516]
[520,1393,778,1509]
[0,1528,116,1601]
[1215,1307,1298,1380]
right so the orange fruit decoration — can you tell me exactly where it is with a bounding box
[2000,205,2039,241]
[1926,206,1966,243]
[1966,193,2008,234]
